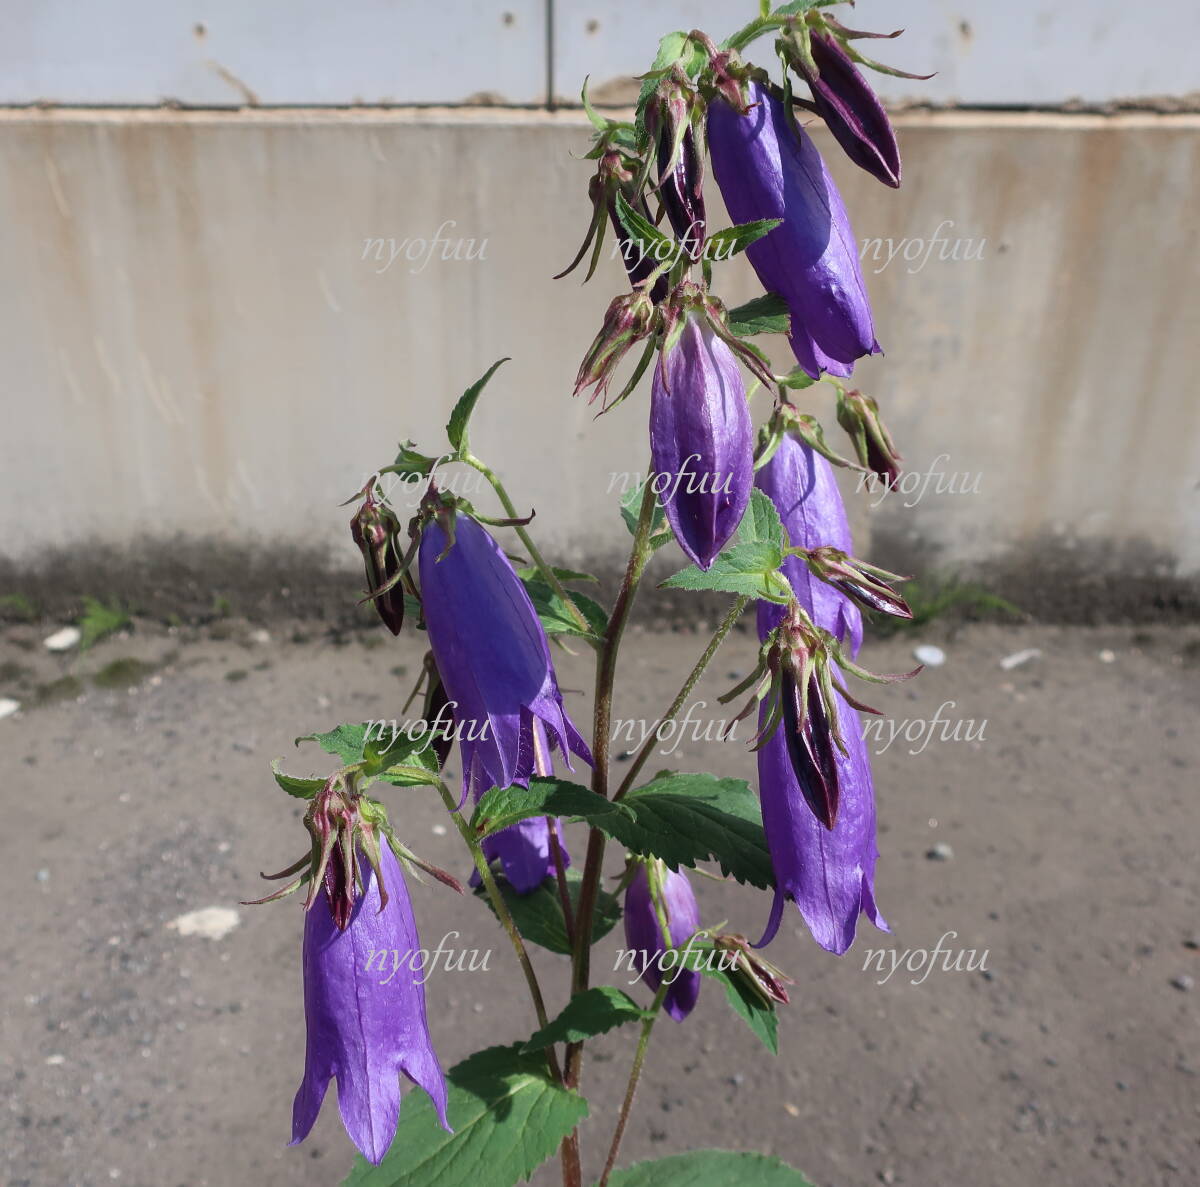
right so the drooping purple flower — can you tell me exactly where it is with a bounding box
[623,862,702,1021]
[707,80,880,380]
[649,312,753,570]
[418,512,592,802]
[802,32,901,188]
[753,433,886,952]
[291,841,449,1165]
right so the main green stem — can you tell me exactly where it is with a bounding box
[613,594,750,802]
[566,479,659,1096]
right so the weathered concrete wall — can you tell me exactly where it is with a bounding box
[0,108,1197,598]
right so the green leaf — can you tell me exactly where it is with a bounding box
[778,366,816,391]
[514,566,597,585]
[386,440,442,482]
[620,481,671,549]
[521,987,648,1052]
[738,488,786,550]
[270,759,324,799]
[704,218,783,261]
[476,867,621,956]
[296,722,370,764]
[613,193,677,270]
[608,774,774,889]
[521,577,609,641]
[343,1044,588,1187]
[472,778,614,839]
[719,970,779,1053]
[725,292,790,337]
[446,358,510,456]
[634,31,691,144]
[605,1150,816,1187]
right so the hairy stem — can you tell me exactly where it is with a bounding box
[598,981,670,1187]
[464,452,594,639]
[566,478,659,1094]
[434,780,562,1084]
[614,594,750,801]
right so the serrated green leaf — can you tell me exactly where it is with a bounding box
[521,577,609,641]
[472,778,615,839]
[521,987,649,1053]
[446,358,509,455]
[270,759,324,799]
[343,1044,588,1187]
[725,292,790,337]
[778,366,816,391]
[704,218,783,261]
[738,488,786,550]
[476,867,621,956]
[605,1149,815,1187]
[719,970,779,1053]
[660,542,789,600]
[609,774,774,889]
[296,722,370,764]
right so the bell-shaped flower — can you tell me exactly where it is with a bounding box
[418,511,592,802]
[707,80,880,379]
[291,841,449,1165]
[622,861,702,1022]
[649,311,754,570]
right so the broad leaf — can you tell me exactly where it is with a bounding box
[343,1044,588,1187]
[472,779,613,839]
[521,577,609,641]
[514,565,597,585]
[704,218,782,261]
[725,292,790,337]
[609,774,774,889]
[296,722,370,764]
[446,358,509,455]
[476,867,622,956]
[521,987,648,1052]
[738,489,786,550]
[605,1150,816,1187]
[270,759,323,799]
[294,721,441,787]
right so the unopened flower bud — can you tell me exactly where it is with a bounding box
[350,486,407,635]
[836,388,903,488]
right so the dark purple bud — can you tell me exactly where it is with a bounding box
[350,487,406,635]
[606,194,669,301]
[802,546,912,620]
[779,665,840,829]
[649,311,754,570]
[421,658,455,768]
[623,861,702,1022]
[707,80,880,379]
[291,840,450,1164]
[418,512,592,803]
[794,30,901,188]
[645,78,707,259]
[836,388,902,488]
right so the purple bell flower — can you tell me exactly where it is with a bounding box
[418,512,592,802]
[753,433,886,952]
[623,862,702,1022]
[707,80,880,380]
[291,841,449,1165]
[649,312,753,570]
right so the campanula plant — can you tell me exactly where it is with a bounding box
[250,5,927,1185]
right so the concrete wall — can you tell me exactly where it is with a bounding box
[2,106,1197,587]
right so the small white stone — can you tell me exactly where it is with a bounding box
[166,906,241,941]
[0,697,20,720]
[431,824,448,837]
[1098,649,1116,663]
[999,648,1042,671]
[926,842,954,861]
[913,644,945,667]
[249,628,271,645]
[44,626,82,652]
[45,1054,66,1066]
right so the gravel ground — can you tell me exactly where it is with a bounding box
[2,616,1198,1187]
